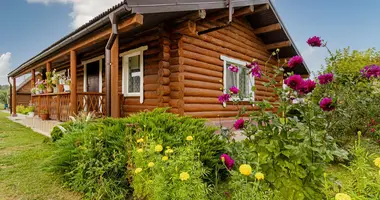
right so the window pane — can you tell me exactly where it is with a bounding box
[239,68,249,98]
[128,55,140,93]
[226,62,237,90]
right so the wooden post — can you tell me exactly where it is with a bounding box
[31,69,35,88]
[57,94,61,121]
[70,50,77,115]
[46,62,52,72]
[111,35,120,118]
[11,77,17,117]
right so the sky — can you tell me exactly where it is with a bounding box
[0,0,380,85]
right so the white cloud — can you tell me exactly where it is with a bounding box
[27,0,122,28]
[0,52,11,85]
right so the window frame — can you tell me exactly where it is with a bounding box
[121,45,148,104]
[221,55,255,106]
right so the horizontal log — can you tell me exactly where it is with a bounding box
[145,84,159,91]
[145,68,159,76]
[183,72,222,83]
[181,49,223,66]
[157,85,171,96]
[168,108,179,114]
[184,97,220,104]
[170,73,185,82]
[144,75,159,84]
[169,65,183,73]
[184,87,222,97]
[170,91,184,99]
[254,23,281,35]
[169,82,184,91]
[182,57,223,72]
[174,20,197,35]
[184,80,222,90]
[144,91,159,99]
[184,104,254,112]
[124,98,159,106]
[266,41,291,50]
[255,90,276,97]
[169,99,184,108]
[158,68,171,77]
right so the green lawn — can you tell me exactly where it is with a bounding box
[0,112,81,200]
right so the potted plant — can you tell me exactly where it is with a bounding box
[39,109,49,120]
[64,78,71,92]
[36,80,46,94]
[51,69,61,93]
[31,88,37,95]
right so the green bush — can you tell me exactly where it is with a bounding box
[50,122,73,142]
[49,109,226,199]
[16,105,34,115]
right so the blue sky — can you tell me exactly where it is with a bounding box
[0,0,379,84]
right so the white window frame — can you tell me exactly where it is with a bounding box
[221,55,255,107]
[121,45,148,104]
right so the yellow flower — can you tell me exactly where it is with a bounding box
[255,172,264,181]
[239,164,252,176]
[374,157,380,168]
[148,162,155,168]
[165,149,174,154]
[135,168,142,174]
[335,193,351,200]
[137,148,143,153]
[155,145,163,152]
[137,138,144,143]
[186,136,193,141]
[162,156,169,161]
[179,172,190,181]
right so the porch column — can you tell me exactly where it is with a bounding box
[70,50,77,115]
[11,77,17,117]
[111,35,120,118]
[46,62,52,72]
[31,69,35,88]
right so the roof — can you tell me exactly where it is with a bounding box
[8,0,309,77]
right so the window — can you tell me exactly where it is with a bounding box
[121,46,148,103]
[221,55,254,103]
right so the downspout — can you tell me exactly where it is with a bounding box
[105,5,130,117]
[8,77,12,115]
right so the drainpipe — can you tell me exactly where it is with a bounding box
[8,77,11,115]
[105,5,130,117]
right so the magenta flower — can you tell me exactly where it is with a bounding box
[218,94,230,104]
[251,65,262,78]
[284,74,304,90]
[307,36,322,47]
[320,97,335,111]
[220,154,235,170]
[233,119,245,130]
[246,61,258,69]
[318,73,334,84]
[288,56,303,68]
[229,86,239,94]
[228,64,239,73]
[360,65,380,79]
[298,79,316,94]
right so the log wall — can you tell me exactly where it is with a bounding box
[176,19,282,118]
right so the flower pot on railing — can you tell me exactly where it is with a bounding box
[47,86,53,93]
[40,113,49,120]
[64,84,71,92]
[58,84,64,93]
[53,87,58,93]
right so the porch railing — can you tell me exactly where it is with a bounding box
[31,92,112,122]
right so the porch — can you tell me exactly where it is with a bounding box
[31,92,124,122]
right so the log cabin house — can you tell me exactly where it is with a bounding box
[8,0,309,122]
[15,73,42,106]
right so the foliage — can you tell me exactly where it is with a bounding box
[0,90,8,104]
[50,121,73,142]
[130,138,209,200]
[324,133,380,199]
[325,47,380,75]
[16,105,34,114]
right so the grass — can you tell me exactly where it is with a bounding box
[0,112,81,200]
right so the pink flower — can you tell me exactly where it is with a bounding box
[307,36,322,47]
[320,97,335,111]
[251,65,262,78]
[298,79,316,94]
[233,119,245,130]
[229,86,239,94]
[246,61,258,69]
[220,154,235,170]
[284,74,304,90]
[288,56,303,68]
[360,65,380,79]
[218,94,230,104]
[228,64,239,73]
[318,73,334,84]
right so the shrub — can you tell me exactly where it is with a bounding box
[50,122,73,142]
[49,109,226,199]
[16,105,34,114]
